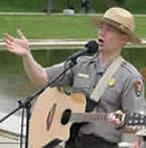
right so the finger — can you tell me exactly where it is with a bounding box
[4,44,15,52]
[108,113,120,122]
[4,44,19,55]
[4,38,13,46]
[114,110,124,121]
[115,110,123,114]
[107,112,115,121]
[17,29,25,39]
[108,113,122,127]
[4,33,15,42]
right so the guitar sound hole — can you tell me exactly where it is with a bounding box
[61,109,71,125]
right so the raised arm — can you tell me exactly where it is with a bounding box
[4,29,48,86]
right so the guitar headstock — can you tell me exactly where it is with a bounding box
[123,112,146,126]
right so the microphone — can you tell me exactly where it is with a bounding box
[66,40,98,61]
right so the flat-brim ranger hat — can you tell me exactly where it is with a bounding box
[91,7,141,43]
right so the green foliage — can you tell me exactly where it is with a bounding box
[0,0,46,12]
[124,0,146,13]
[114,0,125,6]
[0,0,146,13]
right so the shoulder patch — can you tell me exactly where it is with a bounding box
[132,80,143,97]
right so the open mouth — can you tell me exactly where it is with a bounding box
[98,38,104,47]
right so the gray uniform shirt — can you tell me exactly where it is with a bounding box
[46,56,146,143]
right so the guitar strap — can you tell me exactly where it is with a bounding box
[90,56,124,103]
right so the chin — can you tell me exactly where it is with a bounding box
[99,47,104,52]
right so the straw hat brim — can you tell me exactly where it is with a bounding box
[91,17,141,43]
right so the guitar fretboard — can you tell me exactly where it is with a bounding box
[70,112,109,123]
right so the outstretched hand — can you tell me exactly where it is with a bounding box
[4,29,29,56]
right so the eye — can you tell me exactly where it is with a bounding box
[98,23,115,33]
[106,26,115,32]
[98,24,103,30]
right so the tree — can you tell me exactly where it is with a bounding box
[105,0,125,10]
[114,0,125,6]
[105,0,111,10]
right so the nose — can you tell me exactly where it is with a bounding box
[98,28,105,37]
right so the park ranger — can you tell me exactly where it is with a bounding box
[4,7,146,148]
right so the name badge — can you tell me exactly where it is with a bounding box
[78,73,89,78]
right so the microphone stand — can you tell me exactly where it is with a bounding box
[0,59,77,148]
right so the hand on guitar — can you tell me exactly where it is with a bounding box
[107,110,124,129]
[107,110,144,133]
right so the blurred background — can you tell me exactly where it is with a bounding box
[0,0,146,13]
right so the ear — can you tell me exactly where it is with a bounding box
[120,33,129,45]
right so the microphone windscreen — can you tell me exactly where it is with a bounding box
[85,40,98,53]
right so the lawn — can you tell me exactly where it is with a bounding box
[0,14,146,96]
[0,14,146,40]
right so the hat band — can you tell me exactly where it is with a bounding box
[103,17,131,32]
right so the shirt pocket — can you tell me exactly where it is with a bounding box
[102,85,121,108]
[73,75,91,88]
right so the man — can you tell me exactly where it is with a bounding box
[80,0,90,13]
[4,7,146,148]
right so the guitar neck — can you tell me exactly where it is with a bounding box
[70,112,109,123]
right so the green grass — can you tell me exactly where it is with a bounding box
[1,15,96,39]
[0,15,146,40]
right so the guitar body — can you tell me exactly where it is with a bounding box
[29,87,146,148]
[29,87,86,148]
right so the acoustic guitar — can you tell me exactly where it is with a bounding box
[29,87,146,148]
